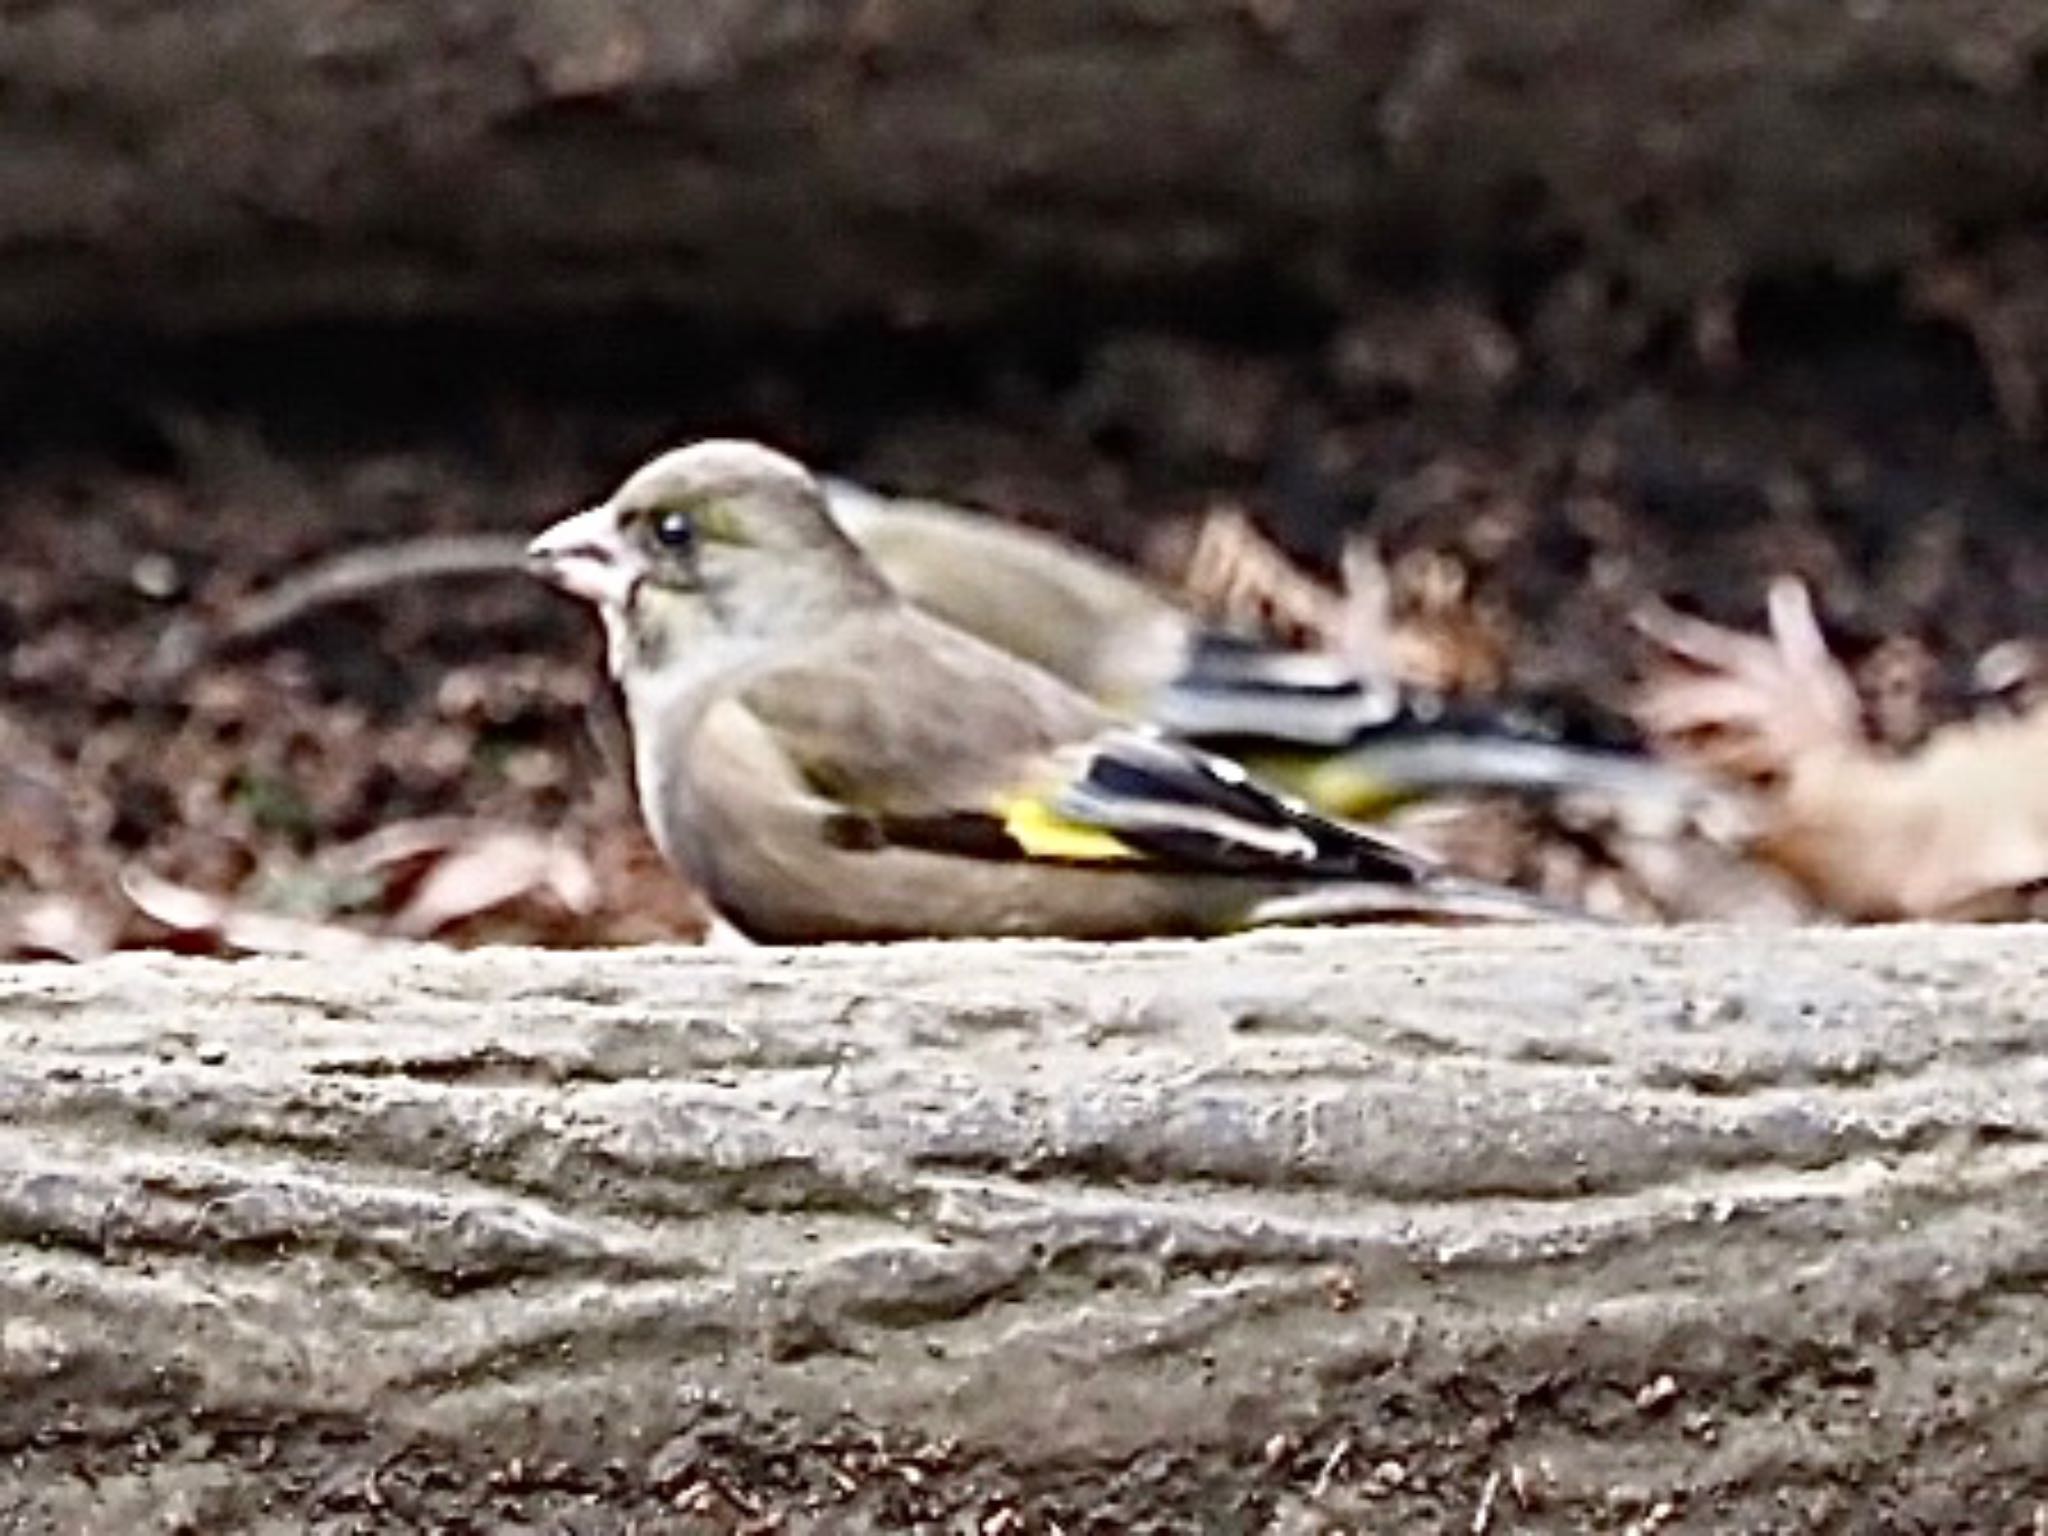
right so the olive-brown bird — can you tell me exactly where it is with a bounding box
[528,440,1584,942]
[825,476,1710,824]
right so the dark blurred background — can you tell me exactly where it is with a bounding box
[4,1,2046,948]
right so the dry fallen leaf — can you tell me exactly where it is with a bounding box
[1632,577,1864,783]
[1178,502,1347,653]
[0,894,122,963]
[1174,503,1501,690]
[332,818,598,939]
[1634,578,2048,919]
[121,868,400,959]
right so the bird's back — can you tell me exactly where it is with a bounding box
[730,602,1113,817]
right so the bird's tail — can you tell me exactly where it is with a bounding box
[1250,873,1605,928]
[1307,737,1718,814]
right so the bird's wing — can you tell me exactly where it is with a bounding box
[823,479,1192,706]
[1149,630,1730,821]
[821,487,1684,830]
[736,611,1432,888]
[996,723,1432,886]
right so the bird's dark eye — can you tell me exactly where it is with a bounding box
[653,510,697,553]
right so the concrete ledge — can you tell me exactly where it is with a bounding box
[1,928,2043,1527]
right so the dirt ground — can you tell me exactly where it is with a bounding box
[6,277,2048,956]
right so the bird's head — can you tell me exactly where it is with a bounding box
[527,440,891,670]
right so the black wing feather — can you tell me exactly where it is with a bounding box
[1156,629,1643,753]
[823,726,1426,886]
[1055,728,1424,884]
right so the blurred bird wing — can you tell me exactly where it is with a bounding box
[1150,631,1408,746]
[822,479,1192,706]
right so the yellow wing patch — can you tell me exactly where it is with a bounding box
[994,793,1141,863]
[1240,752,1416,821]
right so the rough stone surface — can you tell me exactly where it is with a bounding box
[4,1,2047,338]
[1,928,2045,1528]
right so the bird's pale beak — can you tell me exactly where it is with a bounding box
[527,505,638,610]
